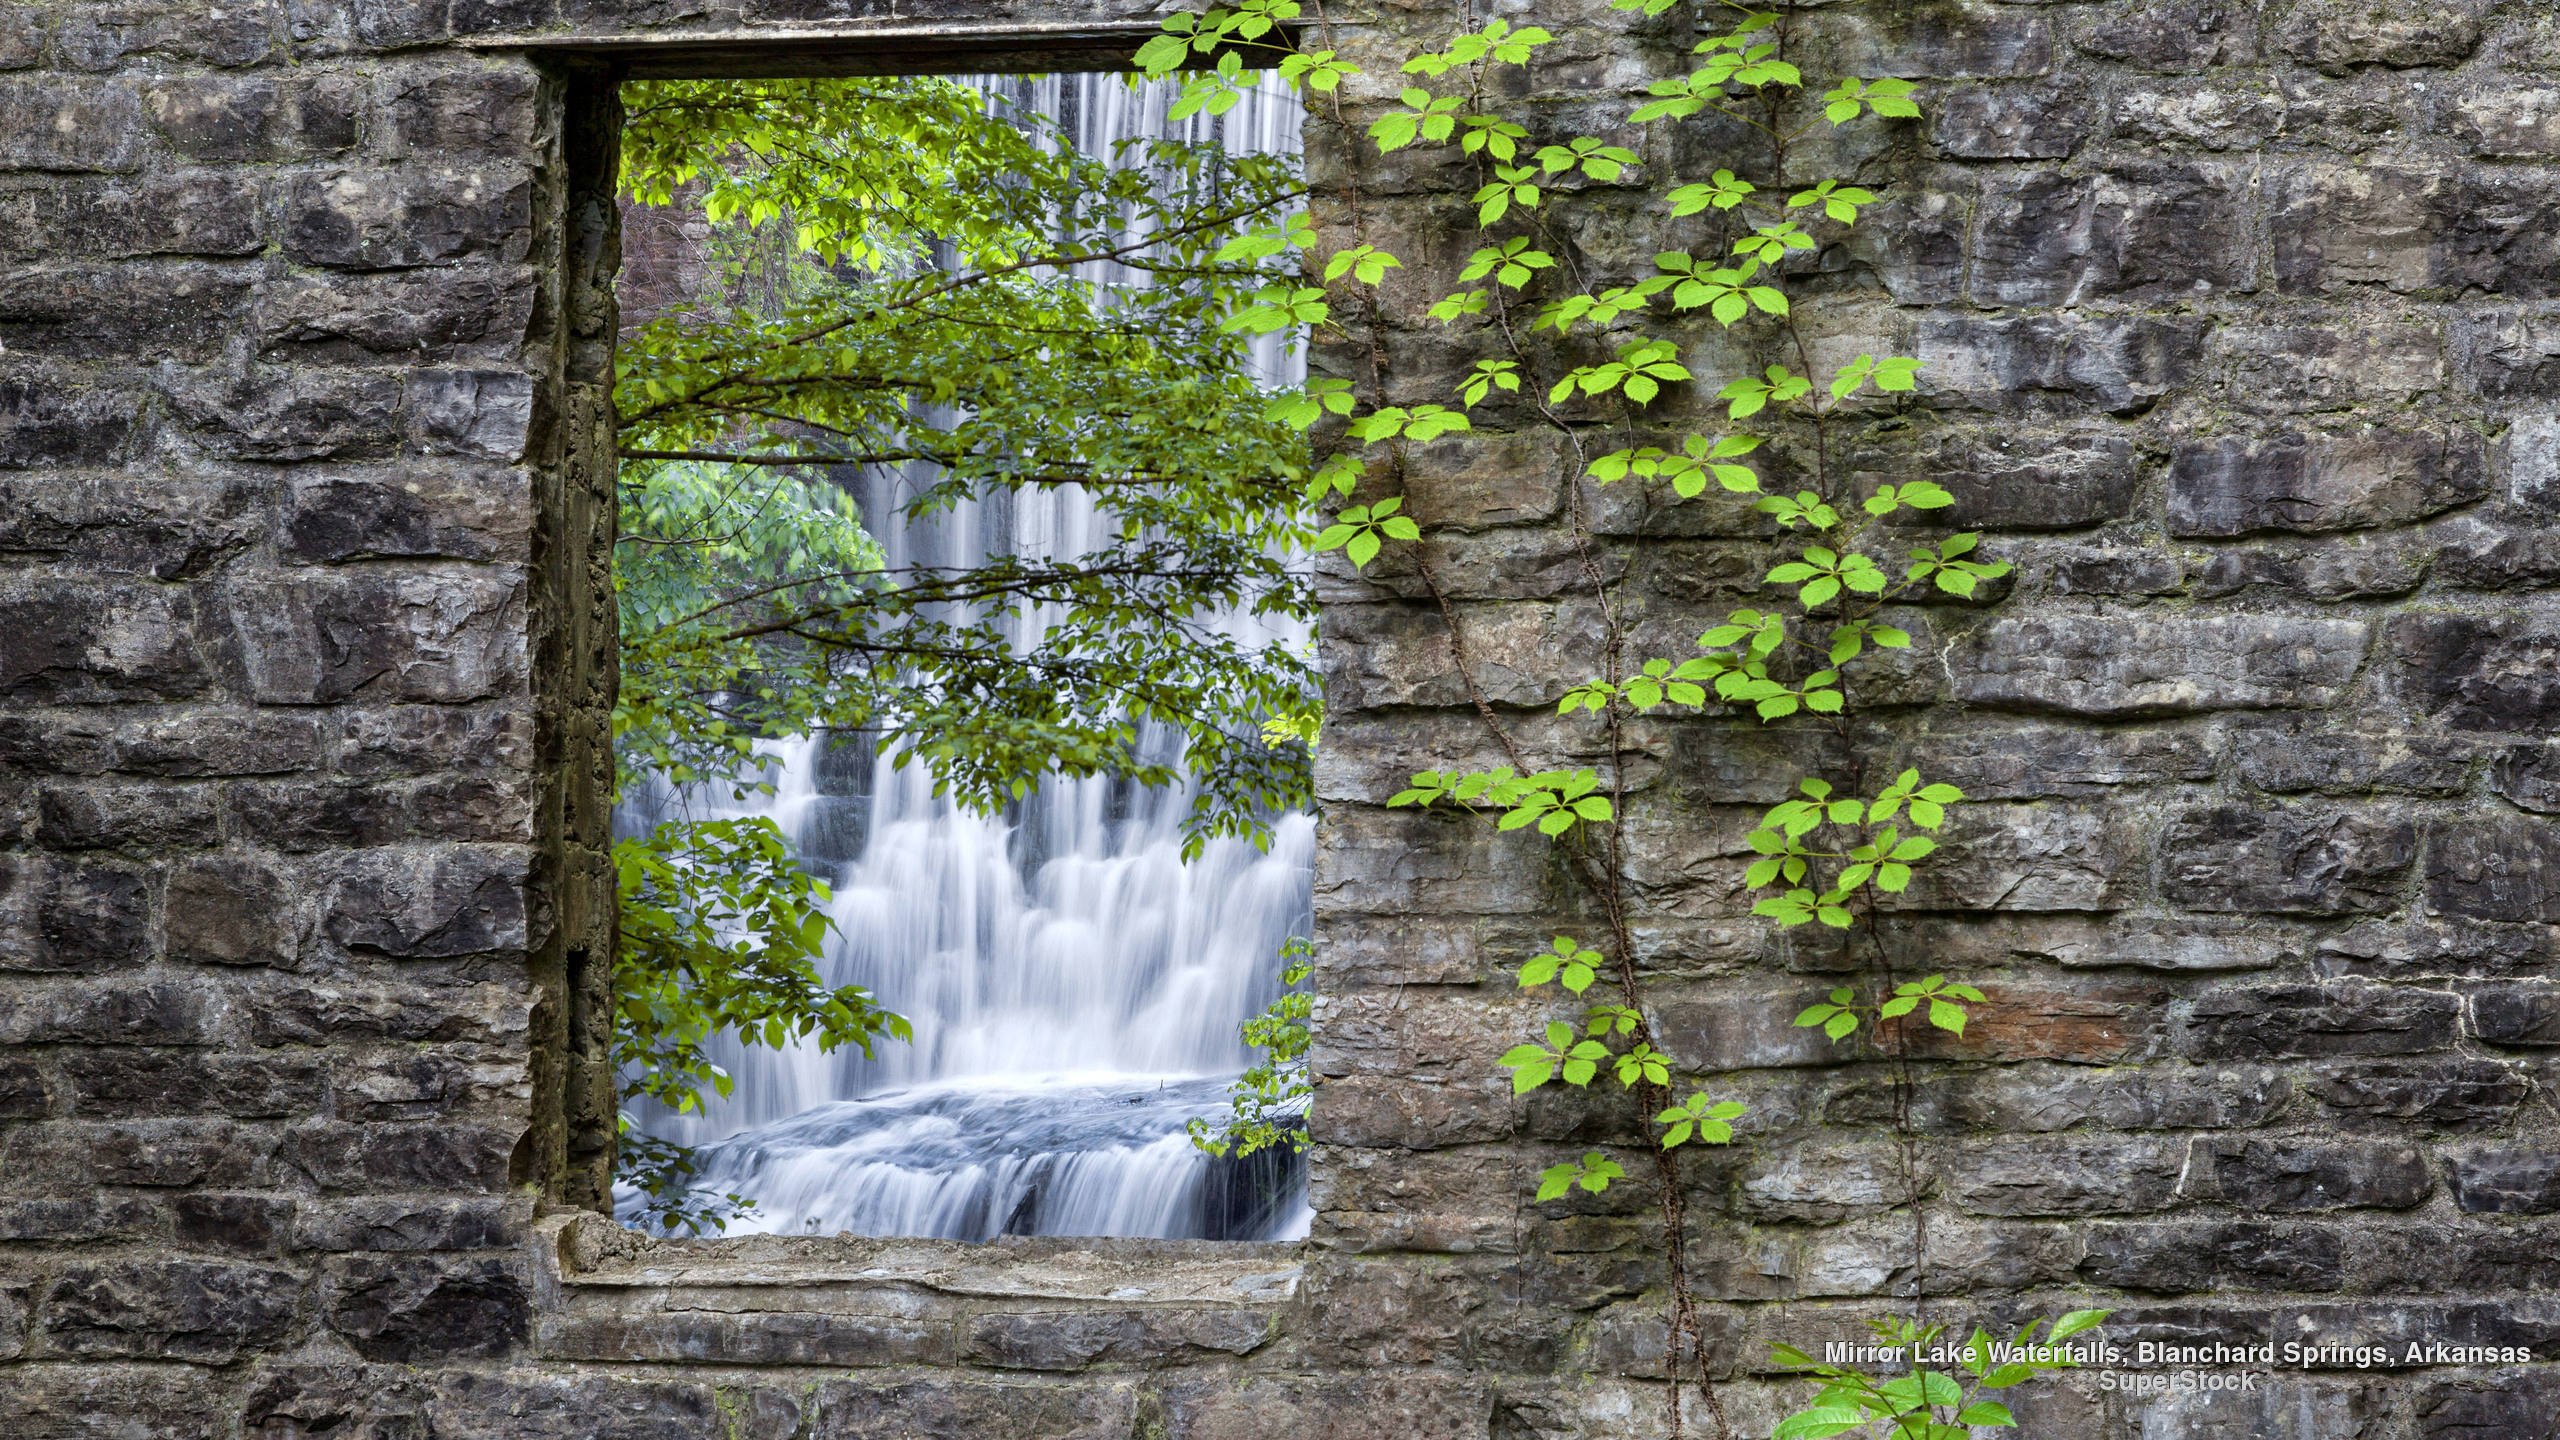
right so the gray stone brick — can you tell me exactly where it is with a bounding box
[0,81,145,174]
[2279,0,2488,76]
[2203,1140,2434,1212]
[144,76,362,163]
[1953,614,2369,717]
[37,1258,302,1362]
[281,167,535,272]
[2446,1150,2560,1214]
[1972,161,2254,307]
[2187,983,2463,1059]
[2427,816,2560,922]
[2169,427,2487,536]
[2159,804,2416,914]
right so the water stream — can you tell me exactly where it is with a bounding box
[613,71,1313,1242]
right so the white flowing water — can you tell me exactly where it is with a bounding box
[614,71,1313,1242]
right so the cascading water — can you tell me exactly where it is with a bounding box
[613,71,1314,1242]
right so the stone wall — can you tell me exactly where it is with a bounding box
[1,0,2557,1438]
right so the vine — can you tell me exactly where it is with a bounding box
[1151,3,2112,1436]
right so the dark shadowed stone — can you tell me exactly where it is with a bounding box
[326,1255,529,1361]
[2416,1371,2560,1438]
[284,470,528,563]
[0,374,142,470]
[2168,428,2488,536]
[174,1192,295,1255]
[2390,613,2560,730]
[36,780,221,852]
[62,1050,325,1119]
[285,1121,516,1194]
[227,781,409,853]
[323,846,528,958]
[1949,1138,2185,1217]
[1953,614,2368,717]
[2472,983,2560,1047]
[2205,1140,2433,1212]
[2187,984,2462,1060]
[379,65,545,156]
[2042,546,2183,597]
[2280,0,2487,76]
[2275,163,2560,298]
[294,1196,522,1252]
[1828,2,2054,79]
[0,1058,52,1118]
[2081,1222,2346,1294]
[2307,1060,2531,1129]
[0,264,253,362]
[1918,313,2204,415]
[259,268,538,365]
[2446,1151,2560,1214]
[114,713,323,777]
[1973,161,2253,306]
[542,1308,957,1367]
[0,174,262,259]
[163,366,402,462]
[0,854,151,973]
[962,1307,1273,1369]
[0,583,206,702]
[0,980,211,1046]
[168,854,300,966]
[2159,805,2415,914]
[249,1366,727,1440]
[38,1259,301,1361]
[2427,817,2560,922]
[12,1363,229,1440]
[1155,1375,1495,1440]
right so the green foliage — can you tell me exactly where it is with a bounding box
[613,817,909,1230]
[1190,939,1315,1159]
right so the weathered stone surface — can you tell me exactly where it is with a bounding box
[325,1254,529,1361]
[2196,541,2432,601]
[1156,1374,1494,1440]
[1886,802,2140,912]
[2389,613,2560,730]
[962,1306,1273,1369]
[1948,1138,2185,1217]
[62,1049,326,1119]
[281,167,535,271]
[2230,726,2470,796]
[2159,804,2415,914]
[810,1376,1141,1440]
[2453,88,2560,158]
[0,80,146,173]
[2307,1059,2531,1129]
[323,846,529,958]
[10,1363,229,1440]
[1953,614,2369,717]
[2168,427,2488,537]
[1929,83,2091,159]
[2078,3,2257,72]
[2040,545,2184,597]
[1875,427,2135,530]
[260,269,538,365]
[1973,161,2253,306]
[230,574,526,704]
[1902,721,2213,799]
[295,1196,522,1252]
[1919,312,2204,415]
[0,854,152,973]
[0,264,253,362]
[144,76,361,162]
[2082,1221,2347,1294]
[285,1121,516,1195]
[37,1258,301,1361]
[2446,1150,2560,1214]
[2275,164,2560,297]
[2280,1,2487,76]
[2471,982,2560,1047]
[2426,816,2560,922]
[2202,1139,2434,1212]
[2186,983,2462,1059]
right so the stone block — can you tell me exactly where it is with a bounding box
[227,780,409,853]
[247,978,531,1046]
[145,76,362,163]
[2040,545,2185,597]
[2306,1059,2531,1129]
[2081,1222,2346,1294]
[2167,427,2487,536]
[2446,1150,2560,1214]
[1873,427,2135,530]
[296,1196,522,1252]
[1315,804,1558,918]
[1947,1137,2185,1217]
[1918,312,2204,416]
[0,372,143,469]
[379,65,545,157]
[1826,3,2054,79]
[2229,727,2470,796]
[1156,1374,1494,1440]
[2279,1,2487,76]
[0,263,254,362]
[325,1254,529,1361]
[962,1306,1274,1369]
[2197,540,2431,600]
[339,703,535,776]
[2389,612,2560,731]
[1911,721,2217,799]
[2275,163,2560,298]
[403,368,534,460]
[1972,161,2253,306]
[284,470,528,568]
[36,780,221,852]
[541,1307,955,1367]
[1929,83,2092,159]
[2320,918,2552,979]
[2216,323,2444,412]
[0,854,152,973]
[2078,3,2258,71]
[37,1258,301,1362]
[284,1120,516,1194]
[164,366,403,463]
[323,846,528,959]
[259,267,540,365]
[0,80,145,173]
[2471,982,2560,1047]
[281,167,535,271]
[2415,1371,2560,1438]
[2426,816,2560,922]
[62,1049,326,1119]
[2186,983,2462,1059]
[809,1376,1142,1440]
[10,1363,229,1440]
[116,713,324,778]
[1952,614,2368,717]
[2202,1139,2434,1211]
[174,1192,296,1256]
[230,573,526,704]
[0,979,211,1046]
[0,174,263,259]
[167,853,301,967]
[2159,804,2416,914]
[1884,802,2140,912]
[2452,87,2560,158]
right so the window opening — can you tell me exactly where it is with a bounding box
[602,68,1315,1243]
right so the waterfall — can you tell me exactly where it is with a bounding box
[613,70,1313,1242]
